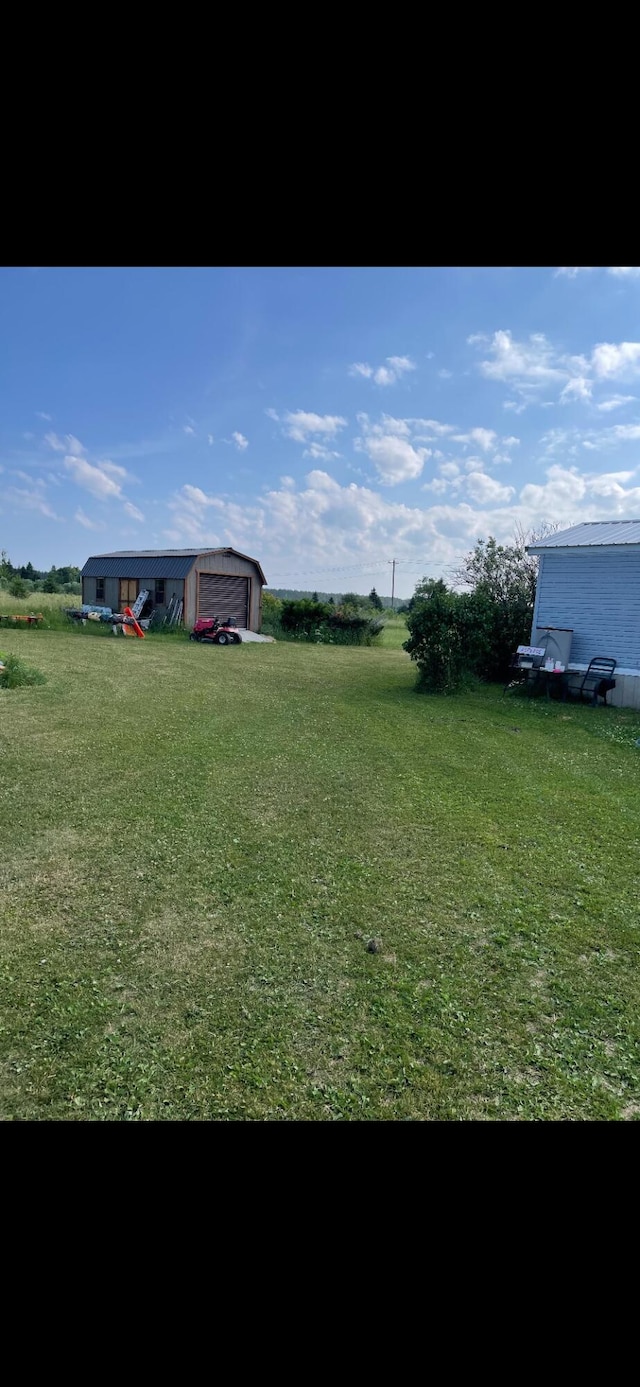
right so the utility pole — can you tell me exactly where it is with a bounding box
[388,558,396,611]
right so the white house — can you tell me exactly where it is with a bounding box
[527,521,640,709]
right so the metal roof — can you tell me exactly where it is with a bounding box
[527,521,640,553]
[82,555,195,578]
[81,547,267,582]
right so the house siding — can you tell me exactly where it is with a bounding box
[532,549,640,671]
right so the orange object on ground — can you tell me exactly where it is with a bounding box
[123,606,145,638]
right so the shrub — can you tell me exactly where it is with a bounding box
[403,584,493,694]
[273,598,383,646]
[281,599,333,635]
[0,654,47,689]
[9,576,27,598]
[261,591,283,635]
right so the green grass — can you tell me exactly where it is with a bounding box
[2,624,640,1121]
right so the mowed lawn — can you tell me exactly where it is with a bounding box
[2,620,640,1120]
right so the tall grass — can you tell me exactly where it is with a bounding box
[0,654,47,689]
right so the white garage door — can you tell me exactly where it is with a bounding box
[198,574,249,626]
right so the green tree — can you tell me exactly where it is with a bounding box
[403,581,493,694]
[368,587,383,611]
[9,576,27,598]
[451,525,559,681]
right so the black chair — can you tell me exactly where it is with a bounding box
[564,657,617,706]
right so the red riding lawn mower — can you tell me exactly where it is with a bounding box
[189,616,242,646]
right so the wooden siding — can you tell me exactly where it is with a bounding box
[532,549,640,671]
[82,575,183,611]
[184,553,262,629]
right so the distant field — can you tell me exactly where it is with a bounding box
[0,592,73,614]
[2,622,640,1120]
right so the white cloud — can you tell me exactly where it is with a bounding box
[74,507,104,531]
[437,368,453,379]
[555,267,595,277]
[36,411,52,421]
[231,431,248,451]
[281,410,348,444]
[208,434,215,445]
[611,424,640,440]
[123,501,145,522]
[44,431,66,452]
[560,376,592,403]
[265,408,280,421]
[349,355,416,387]
[520,463,640,519]
[45,431,86,453]
[439,462,460,479]
[100,461,129,481]
[503,400,527,414]
[596,395,636,412]
[163,457,640,591]
[64,455,124,500]
[6,487,61,520]
[607,267,640,278]
[473,330,567,387]
[183,425,196,436]
[453,426,498,451]
[406,417,457,437]
[464,471,515,504]
[280,476,296,490]
[591,341,640,379]
[360,435,430,484]
[303,442,341,460]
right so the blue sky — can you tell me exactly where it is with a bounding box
[2,264,640,597]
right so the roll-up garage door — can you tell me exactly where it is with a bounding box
[198,574,249,626]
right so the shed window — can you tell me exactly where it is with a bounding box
[96,578,105,604]
[155,579,165,606]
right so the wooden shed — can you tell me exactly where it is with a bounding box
[81,548,267,630]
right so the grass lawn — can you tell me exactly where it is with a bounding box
[2,617,640,1120]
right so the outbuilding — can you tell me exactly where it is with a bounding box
[81,548,267,630]
[527,521,640,708]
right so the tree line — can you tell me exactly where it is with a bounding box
[0,552,82,597]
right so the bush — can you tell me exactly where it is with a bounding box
[261,591,283,634]
[273,598,383,646]
[9,577,27,598]
[0,654,47,689]
[281,599,333,635]
[403,584,493,694]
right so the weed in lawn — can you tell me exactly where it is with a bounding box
[0,654,46,689]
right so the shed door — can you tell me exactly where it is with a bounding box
[119,578,138,609]
[198,574,249,626]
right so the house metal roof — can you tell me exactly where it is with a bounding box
[527,521,640,553]
[81,547,267,582]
